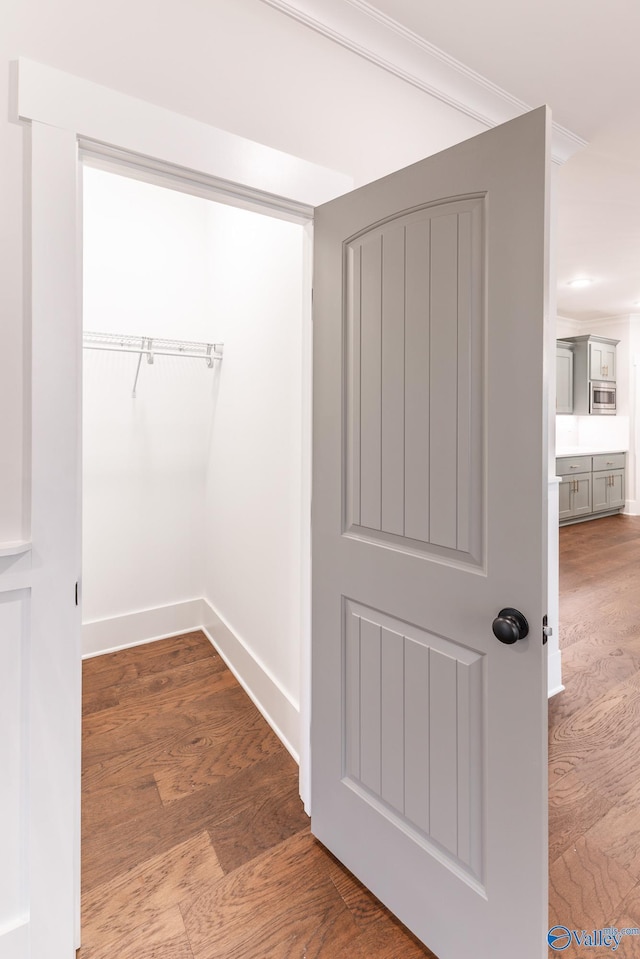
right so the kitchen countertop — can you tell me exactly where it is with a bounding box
[556,447,628,457]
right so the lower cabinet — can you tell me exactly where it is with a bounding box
[559,473,592,521]
[592,468,625,513]
[557,452,626,525]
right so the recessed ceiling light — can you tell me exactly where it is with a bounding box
[567,277,594,288]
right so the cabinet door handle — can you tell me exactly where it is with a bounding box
[570,465,579,469]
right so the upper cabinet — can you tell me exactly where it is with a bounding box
[556,335,619,415]
[556,344,574,414]
[589,341,616,381]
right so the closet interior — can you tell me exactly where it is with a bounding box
[81,163,307,757]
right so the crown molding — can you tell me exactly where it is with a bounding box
[556,316,583,335]
[260,0,587,164]
[584,314,634,328]
[559,313,636,329]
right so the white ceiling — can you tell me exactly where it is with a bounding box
[360,0,640,320]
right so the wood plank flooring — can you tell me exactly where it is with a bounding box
[80,632,434,959]
[80,516,640,957]
[549,514,640,935]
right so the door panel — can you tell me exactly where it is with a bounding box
[573,475,592,515]
[345,198,482,563]
[312,107,550,959]
[344,599,483,882]
[558,478,572,519]
[592,473,609,513]
[609,470,625,508]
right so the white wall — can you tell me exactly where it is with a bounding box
[82,167,215,624]
[0,0,483,548]
[83,167,213,339]
[202,203,305,711]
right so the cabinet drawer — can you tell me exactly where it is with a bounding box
[592,453,625,472]
[556,456,591,475]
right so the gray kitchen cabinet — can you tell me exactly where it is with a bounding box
[556,345,574,414]
[557,335,619,413]
[592,468,625,512]
[557,452,626,524]
[559,473,592,520]
[589,341,616,381]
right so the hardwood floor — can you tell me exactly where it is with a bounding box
[80,517,640,957]
[549,514,640,934]
[80,632,435,959]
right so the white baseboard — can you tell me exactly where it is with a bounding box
[201,598,300,763]
[625,500,640,516]
[81,598,205,658]
[81,596,301,765]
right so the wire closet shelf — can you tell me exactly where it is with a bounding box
[83,331,224,397]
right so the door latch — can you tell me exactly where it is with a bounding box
[542,614,552,645]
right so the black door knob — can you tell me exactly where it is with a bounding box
[492,608,529,645]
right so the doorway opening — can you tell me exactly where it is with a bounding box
[80,159,311,753]
[549,518,640,931]
[549,315,640,933]
[78,160,317,949]
[77,155,436,959]
[80,162,309,715]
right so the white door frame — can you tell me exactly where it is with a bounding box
[14,58,352,852]
[1,116,83,959]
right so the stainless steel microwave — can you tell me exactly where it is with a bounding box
[590,380,616,414]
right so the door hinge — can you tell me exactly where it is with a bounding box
[542,614,552,645]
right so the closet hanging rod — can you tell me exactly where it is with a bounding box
[83,332,224,365]
[83,332,223,398]
[84,344,223,361]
